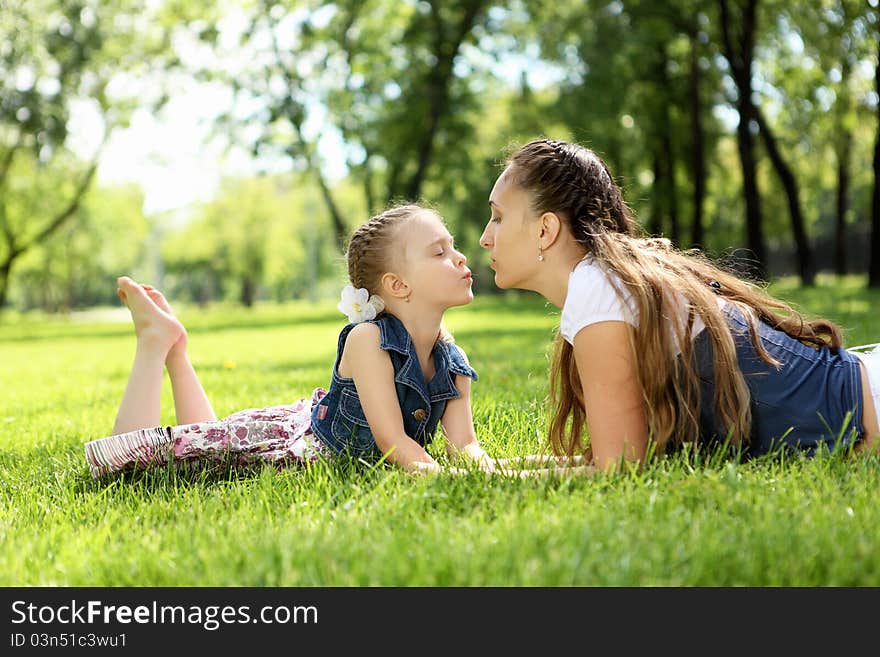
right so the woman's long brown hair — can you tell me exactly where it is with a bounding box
[506,139,843,457]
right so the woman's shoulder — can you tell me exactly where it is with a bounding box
[566,258,632,307]
[569,257,622,287]
[561,258,637,343]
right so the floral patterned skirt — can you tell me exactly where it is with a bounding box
[84,388,329,478]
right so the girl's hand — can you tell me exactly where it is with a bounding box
[410,461,469,476]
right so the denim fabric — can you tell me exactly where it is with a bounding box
[310,313,478,457]
[691,305,864,457]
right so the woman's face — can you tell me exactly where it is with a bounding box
[479,167,541,290]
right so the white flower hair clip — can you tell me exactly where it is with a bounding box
[337,284,385,323]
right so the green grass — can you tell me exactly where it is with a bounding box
[2,276,880,586]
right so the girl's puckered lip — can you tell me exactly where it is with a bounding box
[463,271,472,280]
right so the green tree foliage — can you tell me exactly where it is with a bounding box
[517,0,728,250]
[0,0,167,309]
[160,174,355,305]
[10,179,148,311]
[3,0,879,310]
[162,0,497,250]
[762,1,876,275]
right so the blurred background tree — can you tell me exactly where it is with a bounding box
[1,0,878,313]
[0,0,175,311]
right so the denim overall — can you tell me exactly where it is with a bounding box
[692,304,864,457]
[310,313,478,457]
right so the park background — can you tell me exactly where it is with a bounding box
[3,0,880,587]
[2,0,880,313]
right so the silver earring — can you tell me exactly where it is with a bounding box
[538,247,544,262]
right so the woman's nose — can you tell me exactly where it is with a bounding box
[479,226,492,248]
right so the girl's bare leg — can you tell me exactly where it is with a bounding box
[111,277,187,435]
[141,284,216,424]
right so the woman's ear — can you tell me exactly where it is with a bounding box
[539,212,563,249]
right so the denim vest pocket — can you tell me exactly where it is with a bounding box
[331,388,376,456]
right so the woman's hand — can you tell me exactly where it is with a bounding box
[409,458,595,479]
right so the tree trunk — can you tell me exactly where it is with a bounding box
[718,0,767,280]
[362,157,376,216]
[403,0,485,200]
[870,32,880,287]
[240,276,255,307]
[655,43,679,246]
[650,152,664,236]
[313,167,348,249]
[662,126,680,246]
[268,8,351,252]
[283,137,348,251]
[835,133,852,275]
[751,105,814,285]
[688,28,706,250]
[736,99,766,279]
[0,258,12,309]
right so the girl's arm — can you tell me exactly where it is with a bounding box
[571,320,648,470]
[343,323,442,472]
[438,373,494,469]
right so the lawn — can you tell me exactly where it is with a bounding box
[2,275,879,586]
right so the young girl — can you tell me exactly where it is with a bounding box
[86,204,586,479]
[479,138,880,471]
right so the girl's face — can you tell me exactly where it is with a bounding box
[480,168,540,290]
[400,212,473,309]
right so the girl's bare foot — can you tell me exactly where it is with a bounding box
[141,284,188,360]
[117,276,185,359]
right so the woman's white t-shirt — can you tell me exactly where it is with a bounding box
[560,258,723,351]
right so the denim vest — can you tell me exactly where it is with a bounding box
[691,304,864,457]
[310,313,478,457]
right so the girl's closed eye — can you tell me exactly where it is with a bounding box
[490,215,501,223]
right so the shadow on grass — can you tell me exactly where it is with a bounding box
[0,293,553,345]
[193,354,335,375]
[0,309,345,344]
[72,450,383,496]
[451,324,556,345]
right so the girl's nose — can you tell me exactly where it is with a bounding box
[479,227,491,248]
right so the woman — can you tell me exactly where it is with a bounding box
[479,138,880,470]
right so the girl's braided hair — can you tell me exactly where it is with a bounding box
[345,204,439,294]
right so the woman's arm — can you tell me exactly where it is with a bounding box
[493,454,588,468]
[411,461,595,478]
[571,320,648,471]
[439,352,593,476]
